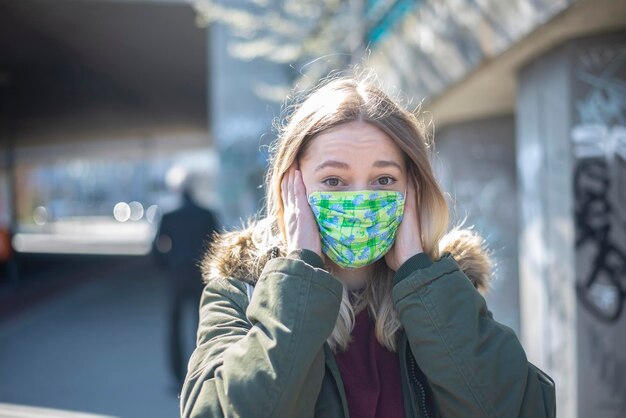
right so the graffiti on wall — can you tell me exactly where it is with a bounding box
[572,44,626,324]
[573,155,626,322]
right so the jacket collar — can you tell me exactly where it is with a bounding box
[200,220,492,295]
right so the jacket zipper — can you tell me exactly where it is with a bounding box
[408,352,430,418]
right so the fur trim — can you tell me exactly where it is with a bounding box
[438,227,493,295]
[201,226,261,286]
[201,222,493,294]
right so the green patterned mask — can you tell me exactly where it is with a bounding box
[307,190,405,269]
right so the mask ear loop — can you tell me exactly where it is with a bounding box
[403,172,414,202]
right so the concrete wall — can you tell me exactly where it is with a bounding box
[435,116,520,335]
[517,31,626,418]
[570,32,626,418]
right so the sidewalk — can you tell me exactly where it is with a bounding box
[0,257,181,418]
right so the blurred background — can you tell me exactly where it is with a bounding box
[0,0,624,417]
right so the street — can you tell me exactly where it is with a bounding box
[0,255,182,418]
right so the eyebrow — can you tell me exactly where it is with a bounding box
[314,160,350,172]
[373,160,403,171]
[314,159,403,172]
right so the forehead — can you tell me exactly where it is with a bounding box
[302,121,404,164]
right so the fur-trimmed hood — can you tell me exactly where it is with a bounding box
[200,223,493,295]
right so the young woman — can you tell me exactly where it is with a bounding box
[180,77,556,418]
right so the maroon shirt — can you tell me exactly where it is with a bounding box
[334,308,405,418]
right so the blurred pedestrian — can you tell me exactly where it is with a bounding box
[180,75,556,417]
[154,170,219,388]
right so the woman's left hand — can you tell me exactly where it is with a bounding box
[385,178,424,271]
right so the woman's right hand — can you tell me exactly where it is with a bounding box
[281,164,322,257]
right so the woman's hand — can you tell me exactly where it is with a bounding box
[281,164,322,257]
[385,178,424,271]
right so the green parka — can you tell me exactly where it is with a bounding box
[180,226,556,418]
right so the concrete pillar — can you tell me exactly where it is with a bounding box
[517,40,578,418]
[517,31,626,418]
[208,22,289,226]
[435,115,520,335]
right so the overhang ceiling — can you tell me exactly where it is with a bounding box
[0,0,208,147]
[427,0,626,128]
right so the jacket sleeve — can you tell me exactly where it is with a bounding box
[180,255,343,418]
[392,253,556,418]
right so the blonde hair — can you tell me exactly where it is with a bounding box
[253,75,449,352]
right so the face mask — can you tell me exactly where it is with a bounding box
[307,190,405,269]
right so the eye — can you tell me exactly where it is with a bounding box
[374,176,396,186]
[323,177,342,187]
